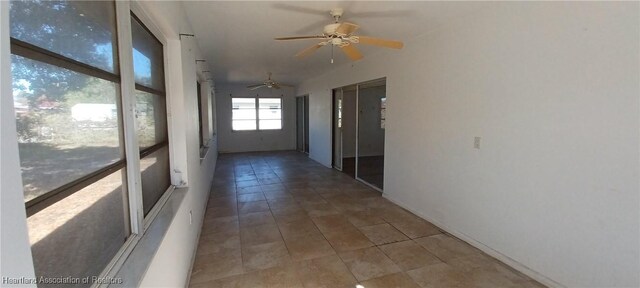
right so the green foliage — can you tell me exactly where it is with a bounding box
[10,0,115,104]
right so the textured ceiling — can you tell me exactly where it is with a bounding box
[183,1,489,86]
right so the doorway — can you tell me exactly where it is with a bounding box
[332,79,386,190]
[296,95,309,154]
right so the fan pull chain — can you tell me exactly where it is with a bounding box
[331,45,334,64]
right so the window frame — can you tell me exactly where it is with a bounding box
[231,96,283,131]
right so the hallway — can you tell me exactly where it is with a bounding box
[189,151,543,287]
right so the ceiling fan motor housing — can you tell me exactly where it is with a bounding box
[323,23,341,35]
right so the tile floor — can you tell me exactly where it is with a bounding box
[189,151,545,288]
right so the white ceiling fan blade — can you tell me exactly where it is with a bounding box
[247,83,265,88]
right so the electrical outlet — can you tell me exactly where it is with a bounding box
[474,137,481,149]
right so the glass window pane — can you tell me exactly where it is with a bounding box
[258,109,281,120]
[258,98,281,109]
[233,120,257,131]
[10,0,118,73]
[141,146,171,216]
[12,55,122,202]
[135,90,167,149]
[131,14,164,91]
[232,98,256,109]
[27,168,128,283]
[232,109,257,120]
[259,120,282,130]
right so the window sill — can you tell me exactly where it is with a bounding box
[108,186,188,287]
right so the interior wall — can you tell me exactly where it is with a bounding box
[215,84,296,153]
[297,2,639,287]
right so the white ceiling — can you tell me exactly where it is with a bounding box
[183,1,489,86]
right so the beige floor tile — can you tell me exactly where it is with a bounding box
[311,214,356,233]
[238,200,270,214]
[191,271,264,288]
[295,255,358,288]
[322,227,374,252]
[345,210,387,227]
[263,190,293,200]
[240,224,283,246]
[344,189,382,200]
[447,254,530,287]
[239,211,276,228]
[190,253,244,285]
[236,180,260,188]
[196,231,241,257]
[206,206,238,218]
[267,198,300,211]
[301,203,341,217]
[260,183,286,192]
[359,223,409,245]
[414,234,480,261]
[242,241,291,271]
[294,194,328,205]
[259,263,305,288]
[237,192,266,202]
[338,246,401,281]
[379,240,442,271]
[277,218,322,239]
[406,262,471,288]
[272,208,310,224]
[194,246,242,271]
[201,216,239,235]
[283,233,336,261]
[359,272,421,288]
[207,196,237,209]
[388,218,442,239]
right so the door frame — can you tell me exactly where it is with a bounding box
[331,88,343,171]
[296,95,309,154]
[331,78,386,192]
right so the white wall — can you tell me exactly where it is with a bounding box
[297,2,639,287]
[215,84,296,153]
[0,1,37,286]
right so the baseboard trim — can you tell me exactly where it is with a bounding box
[382,193,564,288]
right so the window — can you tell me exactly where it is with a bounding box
[9,1,173,282]
[131,13,170,216]
[259,98,283,130]
[10,0,128,282]
[231,97,282,131]
[197,81,204,148]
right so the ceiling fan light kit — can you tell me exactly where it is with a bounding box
[275,7,404,63]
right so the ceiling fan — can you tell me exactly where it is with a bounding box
[274,8,404,62]
[246,72,293,90]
